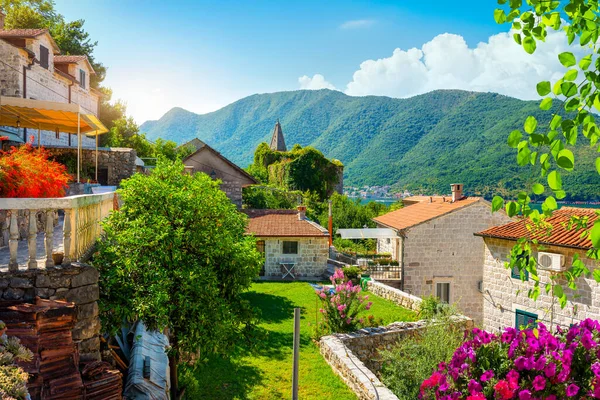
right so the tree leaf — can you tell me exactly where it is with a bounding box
[591,221,600,249]
[532,183,544,195]
[593,269,600,283]
[523,36,536,54]
[558,52,576,67]
[553,284,564,298]
[564,69,578,81]
[556,149,575,171]
[540,97,553,110]
[561,81,577,97]
[536,81,551,96]
[517,146,531,166]
[547,170,562,191]
[508,130,522,148]
[506,201,519,217]
[492,196,504,213]
[544,196,558,211]
[494,9,507,24]
[596,158,600,175]
[579,54,593,70]
[524,116,537,134]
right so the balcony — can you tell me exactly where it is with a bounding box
[0,192,115,271]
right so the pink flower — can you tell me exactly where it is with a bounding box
[566,384,579,397]
[532,375,546,391]
[337,304,346,312]
[365,301,372,311]
[346,318,352,324]
[480,370,494,382]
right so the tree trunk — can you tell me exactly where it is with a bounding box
[170,353,179,399]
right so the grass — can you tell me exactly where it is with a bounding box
[182,281,417,399]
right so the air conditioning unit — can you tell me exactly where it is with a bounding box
[537,252,566,272]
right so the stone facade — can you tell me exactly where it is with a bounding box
[262,236,329,277]
[183,144,256,208]
[0,263,101,361]
[0,31,99,148]
[482,237,600,332]
[376,201,513,323]
[45,146,137,186]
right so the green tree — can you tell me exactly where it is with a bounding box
[492,0,600,306]
[94,159,263,397]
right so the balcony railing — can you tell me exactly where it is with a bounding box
[0,192,115,271]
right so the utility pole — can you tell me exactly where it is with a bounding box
[292,308,300,400]
[328,199,333,247]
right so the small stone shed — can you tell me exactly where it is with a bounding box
[476,207,600,332]
[182,139,257,208]
[243,207,329,278]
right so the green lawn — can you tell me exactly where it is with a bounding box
[183,281,416,399]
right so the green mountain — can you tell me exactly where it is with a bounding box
[140,89,599,200]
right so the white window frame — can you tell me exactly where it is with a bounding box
[435,281,452,304]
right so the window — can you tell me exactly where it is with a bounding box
[39,45,49,69]
[79,69,86,89]
[511,265,529,280]
[515,309,538,330]
[256,240,265,254]
[435,282,451,304]
[282,241,298,254]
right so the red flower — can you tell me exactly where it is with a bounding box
[495,380,515,400]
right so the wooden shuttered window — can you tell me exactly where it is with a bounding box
[79,69,86,89]
[39,46,49,69]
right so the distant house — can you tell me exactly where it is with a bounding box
[181,139,257,207]
[0,10,102,148]
[372,184,512,323]
[476,207,599,332]
[243,207,329,278]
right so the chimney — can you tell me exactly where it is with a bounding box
[297,205,306,220]
[0,9,5,30]
[451,184,464,202]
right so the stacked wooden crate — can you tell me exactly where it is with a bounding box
[0,298,122,400]
[82,361,123,400]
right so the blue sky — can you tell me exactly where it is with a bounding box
[53,1,575,123]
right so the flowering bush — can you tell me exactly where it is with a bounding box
[0,143,70,197]
[420,319,600,399]
[315,269,374,333]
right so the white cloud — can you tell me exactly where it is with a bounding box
[344,30,586,100]
[340,19,376,30]
[298,74,336,90]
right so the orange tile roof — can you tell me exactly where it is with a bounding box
[373,197,482,231]
[53,55,87,63]
[0,28,46,38]
[476,207,598,249]
[243,209,328,237]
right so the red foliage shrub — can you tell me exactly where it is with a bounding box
[0,144,70,198]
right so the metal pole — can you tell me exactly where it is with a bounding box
[292,308,300,400]
[95,131,98,182]
[328,199,333,247]
[77,112,80,183]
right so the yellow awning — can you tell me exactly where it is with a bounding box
[0,96,108,135]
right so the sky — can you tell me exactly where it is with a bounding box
[53,0,579,124]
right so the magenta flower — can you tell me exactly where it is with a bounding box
[566,383,579,397]
[532,375,546,391]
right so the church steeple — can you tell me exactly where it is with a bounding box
[269,119,287,152]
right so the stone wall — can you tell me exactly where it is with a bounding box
[0,263,101,361]
[46,146,137,186]
[320,318,473,400]
[263,236,329,277]
[398,201,513,324]
[367,280,422,312]
[482,237,600,332]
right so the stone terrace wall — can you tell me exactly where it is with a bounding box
[320,317,473,400]
[0,263,100,361]
[367,280,422,312]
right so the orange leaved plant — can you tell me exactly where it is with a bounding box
[0,144,70,198]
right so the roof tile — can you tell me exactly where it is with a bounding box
[476,207,598,249]
[53,55,88,64]
[374,197,482,231]
[243,209,328,237]
[0,29,46,38]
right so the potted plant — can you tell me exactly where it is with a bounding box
[52,251,64,266]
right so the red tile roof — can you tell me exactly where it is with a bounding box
[374,197,482,231]
[0,28,47,38]
[475,207,598,249]
[243,209,328,237]
[53,55,87,64]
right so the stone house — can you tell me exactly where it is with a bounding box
[243,207,329,278]
[476,207,600,332]
[0,10,101,148]
[182,139,257,208]
[372,184,513,323]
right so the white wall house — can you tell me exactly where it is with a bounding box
[476,207,600,332]
[373,184,513,323]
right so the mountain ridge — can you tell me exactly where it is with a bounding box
[140,89,599,199]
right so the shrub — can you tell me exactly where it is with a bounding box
[420,319,600,399]
[0,143,70,197]
[0,328,34,400]
[380,318,465,400]
[418,296,456,320]
[342,266,363,285]
[315,269,373,334]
